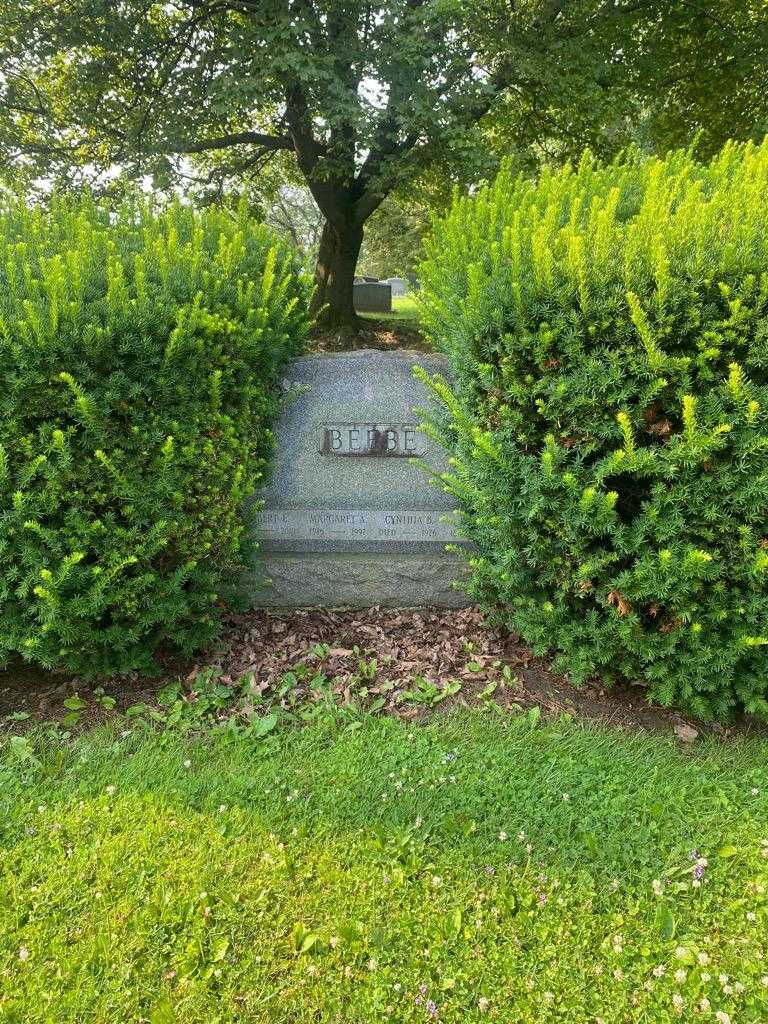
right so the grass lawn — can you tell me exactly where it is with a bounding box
[359,293,421,323]
[1,712,767,1023]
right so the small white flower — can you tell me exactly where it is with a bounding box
[478,997,490,1012]
[701,972,711,983]
[762,975,768,987]
[675,946,689,960]
[674,969,687,984]
[105,785,115,796]
[697,952,710,965]
[653,965,666,978]
[751,787,760,795]
[431,875,442,887]
[543,991,554,1004]
[183,759,192,768]
[699,997,711,1012]
[218,804,227,813]
[672,993,684,1014]
[18,947,29,962]
[715,1013,731,1024]
[562,793,570,801]
[367,958,378,971]
[652,879,664,896]
[498,831,508,842]
[746,911,756,922]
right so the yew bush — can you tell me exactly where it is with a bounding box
[0,196,310,674]
[419,141,768,719]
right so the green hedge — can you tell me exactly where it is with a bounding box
[419,140,768,720]
[0,196,311,675]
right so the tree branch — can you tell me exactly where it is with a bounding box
[160,130,293,154]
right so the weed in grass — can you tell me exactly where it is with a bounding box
[398,676,462,708]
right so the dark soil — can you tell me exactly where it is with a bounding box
[309,317,431,353]
[0,607,763,742]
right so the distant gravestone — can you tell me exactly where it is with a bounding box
[384,277,407,297]
[353,281,392,313]
[248,349,470,607]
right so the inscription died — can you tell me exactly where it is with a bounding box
[319,422,426,457]
[257,508,464,544]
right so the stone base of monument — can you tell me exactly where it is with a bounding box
[248,349,473,609]
[250,552,470,608]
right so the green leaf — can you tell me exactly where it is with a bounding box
[252,711,278,739]
[656,904,675,940]
[447,907,462,939]
[291,922,320,954]
[149,999,176,1024]
[526,706,541,729]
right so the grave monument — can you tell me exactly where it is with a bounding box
[250,349,470,607]
[352,280,392,313]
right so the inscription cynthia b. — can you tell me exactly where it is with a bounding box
[256,508,464,544]
[319,421,426,457]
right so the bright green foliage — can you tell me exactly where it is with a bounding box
[0,196,311,674]
[2,2,766,330]
[419,140,768,720]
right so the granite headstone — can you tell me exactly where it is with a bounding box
[249,349,470,607]
[353,281,392,313]
[384,276,407,297]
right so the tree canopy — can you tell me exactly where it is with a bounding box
[1,1,766,330]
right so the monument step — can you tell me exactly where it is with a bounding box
[249,553,471,608]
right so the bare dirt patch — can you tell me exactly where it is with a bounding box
[310,317,431,353]
[1,607,763,741]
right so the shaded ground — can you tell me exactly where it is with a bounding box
[310,316,431,353]
[1,607,763,741]
[310,295,431,352]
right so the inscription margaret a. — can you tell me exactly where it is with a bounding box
[257,508,465,544]
[319,422,426,457]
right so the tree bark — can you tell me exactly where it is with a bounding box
[310,217,364,331]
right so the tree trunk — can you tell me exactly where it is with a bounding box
[310,218,364,332]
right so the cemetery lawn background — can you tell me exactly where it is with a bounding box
[2,710,768,1023]
[314,294,429,352]
[360,294,421,322]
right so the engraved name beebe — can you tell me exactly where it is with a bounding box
[319,421,426,457]
[257,509,464,544]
